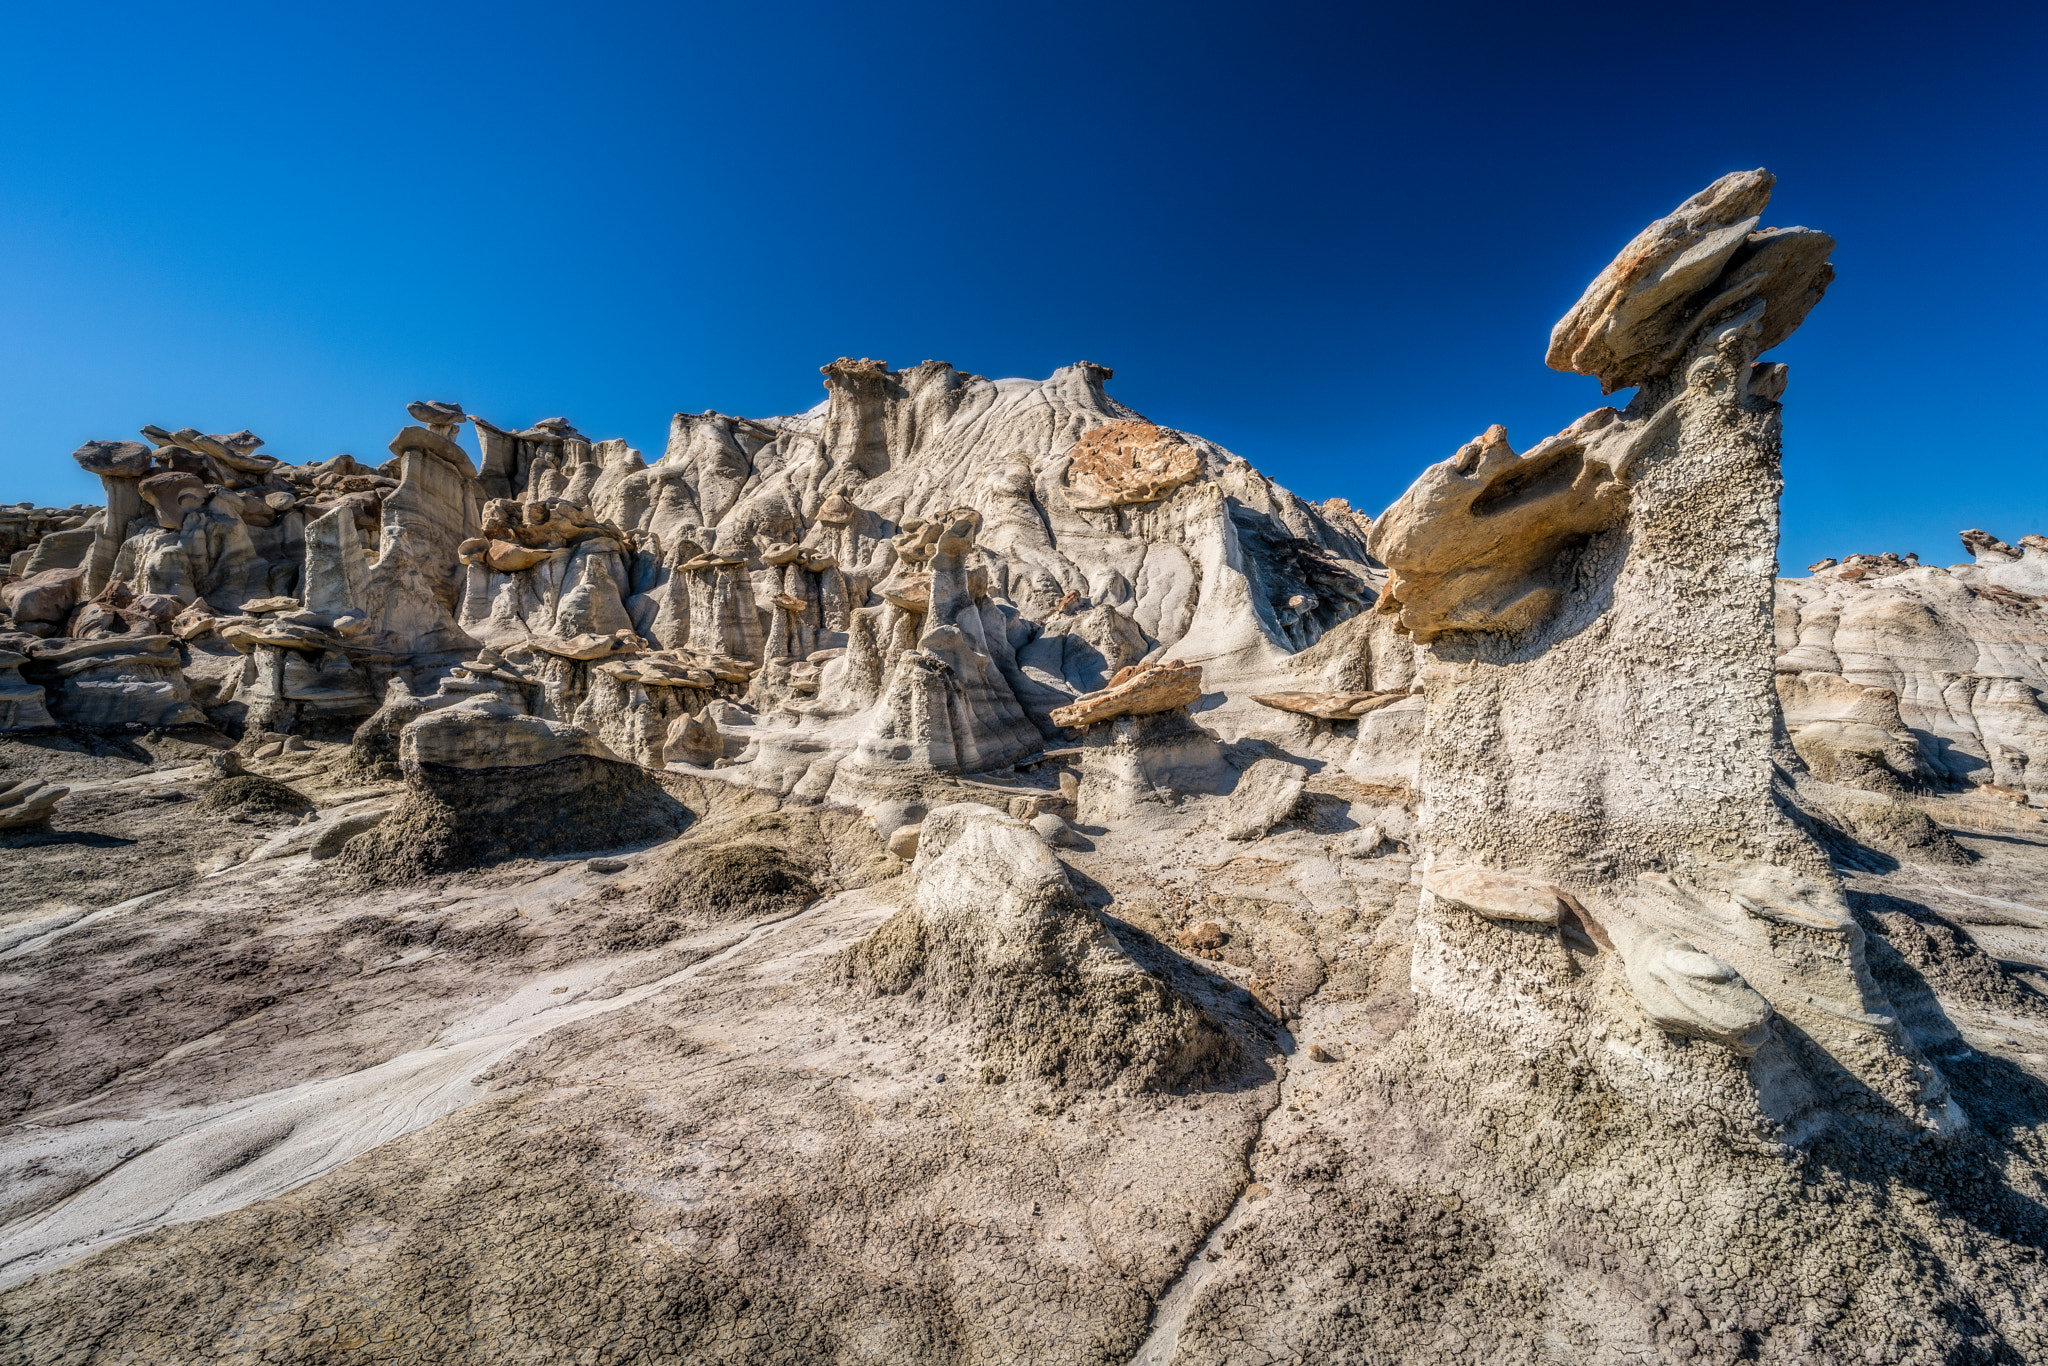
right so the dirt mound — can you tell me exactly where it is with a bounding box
[335,756,689,887]
[847,902,1236,1091]
[196,775,313,816]
[842,804,1236,1092]
[644,842,818,922]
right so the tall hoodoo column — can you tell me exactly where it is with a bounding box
[1371,171,1950,1128]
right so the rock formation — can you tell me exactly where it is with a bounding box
[4,171,2048,1366]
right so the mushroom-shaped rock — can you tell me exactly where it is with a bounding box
[1421,865,1567,925]
[71,440,157,594]
[1547,168,1835,394]
[1050,660,1203,729]
[1064,420,1204,510]
[1624,927,1774,1053]
[71,440,153,479]
[0,776,67,829]
[138,471,208,530]
[407,399,466,429]
[387,424,476,476]
[1074,708,1226,823]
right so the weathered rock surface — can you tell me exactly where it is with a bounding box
[1547,168,1835,393]
[1216,756,1308,841]
[1250,686,1412,719]
[1061,418,1205,510]
[0,776,65,829]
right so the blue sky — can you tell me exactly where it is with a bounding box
[2,1,2042,573]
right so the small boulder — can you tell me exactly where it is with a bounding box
[1029,810,1087,849]
[1219,758,1309,841]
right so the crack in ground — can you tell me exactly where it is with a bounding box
[1127,1011,1306,1366]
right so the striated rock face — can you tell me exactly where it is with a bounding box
[7,170,2048,1366]
[1776,531,2048,800]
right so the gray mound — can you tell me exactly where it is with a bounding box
[843,803,1235,1091]
[196,774,313,816]
[337,755,688,886]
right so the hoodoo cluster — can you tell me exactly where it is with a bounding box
[4,171,2048,1365]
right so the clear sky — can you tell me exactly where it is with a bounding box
[2,1,2042,573]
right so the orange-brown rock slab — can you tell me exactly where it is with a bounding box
[1063,420,1203,510]
[1050,660,1202,728]
[1251,689,1412,720]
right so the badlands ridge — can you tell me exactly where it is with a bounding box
[1,171,2046,1364]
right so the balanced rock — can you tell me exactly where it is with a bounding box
[1050,660,1203,729]
[1547,168,1835,393]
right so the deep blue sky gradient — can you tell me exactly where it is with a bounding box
[3,1,2043,572]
